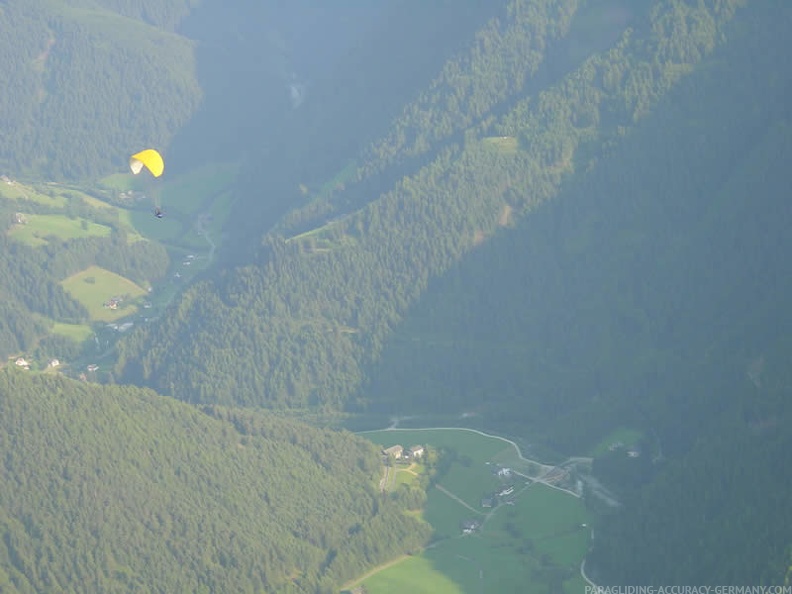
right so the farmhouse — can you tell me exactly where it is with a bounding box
[383,445,404,459]
[408,445,425,458]
[15,357,30,369]
[48,359,60,368]
[481,497,495,508]
[460,519,481,534]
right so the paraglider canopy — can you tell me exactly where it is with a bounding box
[129,149,164,178]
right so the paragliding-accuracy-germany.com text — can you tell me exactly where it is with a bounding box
[586,588,792,594]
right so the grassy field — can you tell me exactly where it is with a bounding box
[356,428,591,594]
[366,428,517,508]
[364,428,514,464]
[0,180,68,207]
[8,214,112,246]
[394,463,422,488]
[423,487,479,541]
[490,447,549,477]
[79,193,114,210]
[2,164,234,366]
[52,322,94,344]
[115,209,146,242]
[160,162,238,215]
[360,555,464,594]
[60,265,147,322]
[482,136,520,154]
[129,209,186,243]
[99,173,137,191]
[309,159,357,202]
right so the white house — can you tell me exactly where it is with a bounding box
[383,445,404,459]
[498,485,515,497]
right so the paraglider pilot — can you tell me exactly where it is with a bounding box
[154,207,164,219]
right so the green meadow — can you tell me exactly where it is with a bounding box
[99,173,137,191]
[115,209,146,242]
[8,213,112,246]
[2,164,236,366]
[482,135,520,154]
[309,159,357,202]
[364,428,514,464]
[0,180,68,207]
[159,162,238,215]
[52,322,94,344]
[60,265,147,322]
[356,428,591,594]
[129,209,187,243]
[394,463,422,488]
[79,192,114,210]
[360,555,463,594]
[423,487,479,541]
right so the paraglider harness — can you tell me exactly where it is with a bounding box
[154,207,164,219]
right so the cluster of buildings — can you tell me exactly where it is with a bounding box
[102,295,125,310]
[14,357,61,371]
[478,464,518,508]
[481,483,516,509]
[460,519,481,534]
[382,444,425,461]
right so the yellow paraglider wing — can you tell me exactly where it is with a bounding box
[129,149,164,177]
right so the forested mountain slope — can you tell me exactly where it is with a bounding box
[116,0,748,411]
[365,4,792,580]
[0,0,406,363]
[0,0,203,179]
[0,369,429,593]
[365,0,792,449]
[110,3,792,582]
[6,0,791,588]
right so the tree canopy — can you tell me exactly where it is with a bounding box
[0,369,429,593]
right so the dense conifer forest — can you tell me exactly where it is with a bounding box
[117,0,751,412]
[0,1,205,179]
[0,370,430,593]
[2,0,791,589]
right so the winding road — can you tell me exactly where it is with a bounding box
[359,420,600,589]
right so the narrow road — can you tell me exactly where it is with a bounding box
[379,464,391,492]
[194,214,216,264]
[358,421,600,590]
[580,558,599,590]
[339,555,409,592]
[435,484,483,515]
